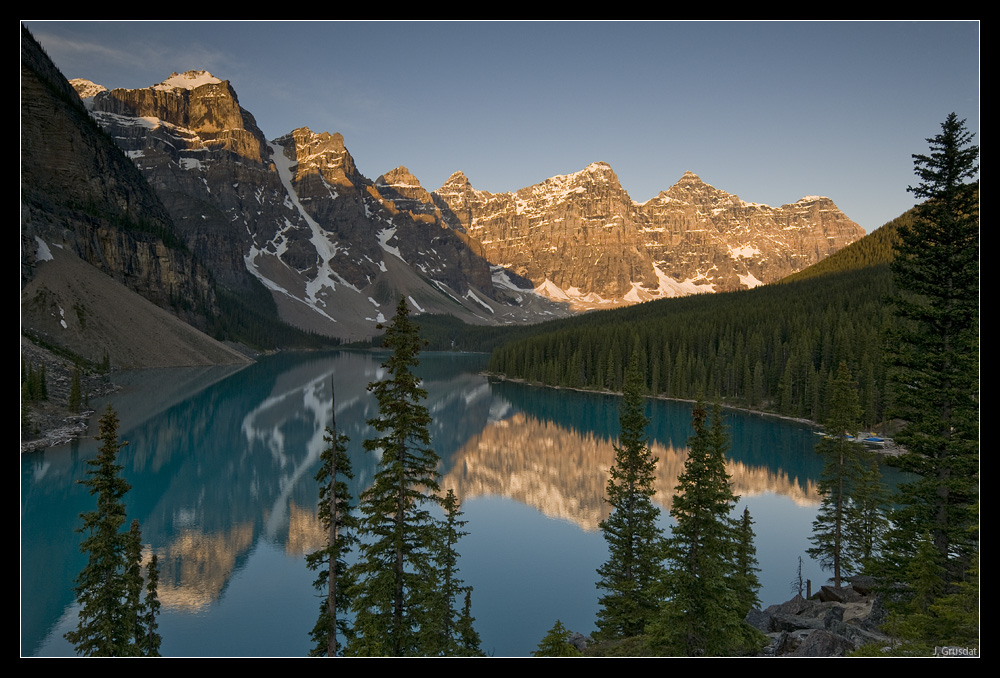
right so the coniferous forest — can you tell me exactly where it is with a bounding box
[487,242,899,428]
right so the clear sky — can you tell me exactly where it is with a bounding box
[24,20,979,233]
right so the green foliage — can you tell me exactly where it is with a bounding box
[21,359,48,404]
[807,362,881,587]
[455,589,483,657]
[880,538,979,655]
[885,113,979,585]
[347,298,479,656]
[846,456,891,572]
[139,554,162,657]
[420,490,481,656]
[306,388,357,657]
[64,405,160,656]
[533,620,582,657]
[732,506,762,619]
[648,402,762,656]
[595,353,666,640]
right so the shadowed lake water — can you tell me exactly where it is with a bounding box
[21,350,906,657]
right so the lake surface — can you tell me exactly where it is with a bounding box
[21,350,905,657]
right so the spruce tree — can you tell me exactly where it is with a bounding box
[456,589,483,656]
[420,489,480,656]
[595,354,665,640]
[649,401,748,656]
[846,456,890,573]
[887,113,979,582]
[732,506,762,619]
[807,362,866,588]
[65,405,160,656]
[533,620,582,657]
[140,555,162,657]
[306,378,356,657]
[347,297,446,656]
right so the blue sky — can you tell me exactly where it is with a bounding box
[24,21,979,232]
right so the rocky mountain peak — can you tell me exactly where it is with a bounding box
[68,78,106,101]
[377,166,422,189]
[273,127,359,186]
[660,171,741,208]
[442,170,471,187]
[376,166,442,219]
[86,69,267,163]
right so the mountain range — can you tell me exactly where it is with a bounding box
[21,27,864,355]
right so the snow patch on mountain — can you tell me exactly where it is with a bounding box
[729,244,762,259]
[407,296,426,313]
[35,237,53,262]
[154,70,222,91]
[738,271,765,288]
[377,227,405,261]
[465,289,494,314]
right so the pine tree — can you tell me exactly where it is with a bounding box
[732,506,762,619]
[533,619,582,657]
[595,354,666,640]
[65,405,160,656]
[306,378,356,657]
[887,113,979,582]
[347,297,446,656]
[140,555,162,657]
[456,589,483,656]
[808,362,866,588]
[649,401,748,656]
[420,489,480,656]
[845,456,890,573]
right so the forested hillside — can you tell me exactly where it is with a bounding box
[486,214,908,428]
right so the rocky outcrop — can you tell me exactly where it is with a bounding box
[91,71,268,162]
[748,588,892,657]
[78,71,294,295]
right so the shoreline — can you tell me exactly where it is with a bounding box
[485,372,904,457]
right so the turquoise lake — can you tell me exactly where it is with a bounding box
[20,350,906,657]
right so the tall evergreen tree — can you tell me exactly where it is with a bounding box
[807,362,866,588]
[732,506,762,619]
[139,554,162,657]
[347,297,447,656]
[649,401,753,656]
[420,489,481,656]
[595,354,666,640]
[65,405,160,656]
[846,456,890,573]
[887,113,979,581]
[306,378,356,657]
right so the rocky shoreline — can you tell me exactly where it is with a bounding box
[20,336,119,454]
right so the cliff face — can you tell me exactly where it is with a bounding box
[82,71,292,294]
[20,28,217,329]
